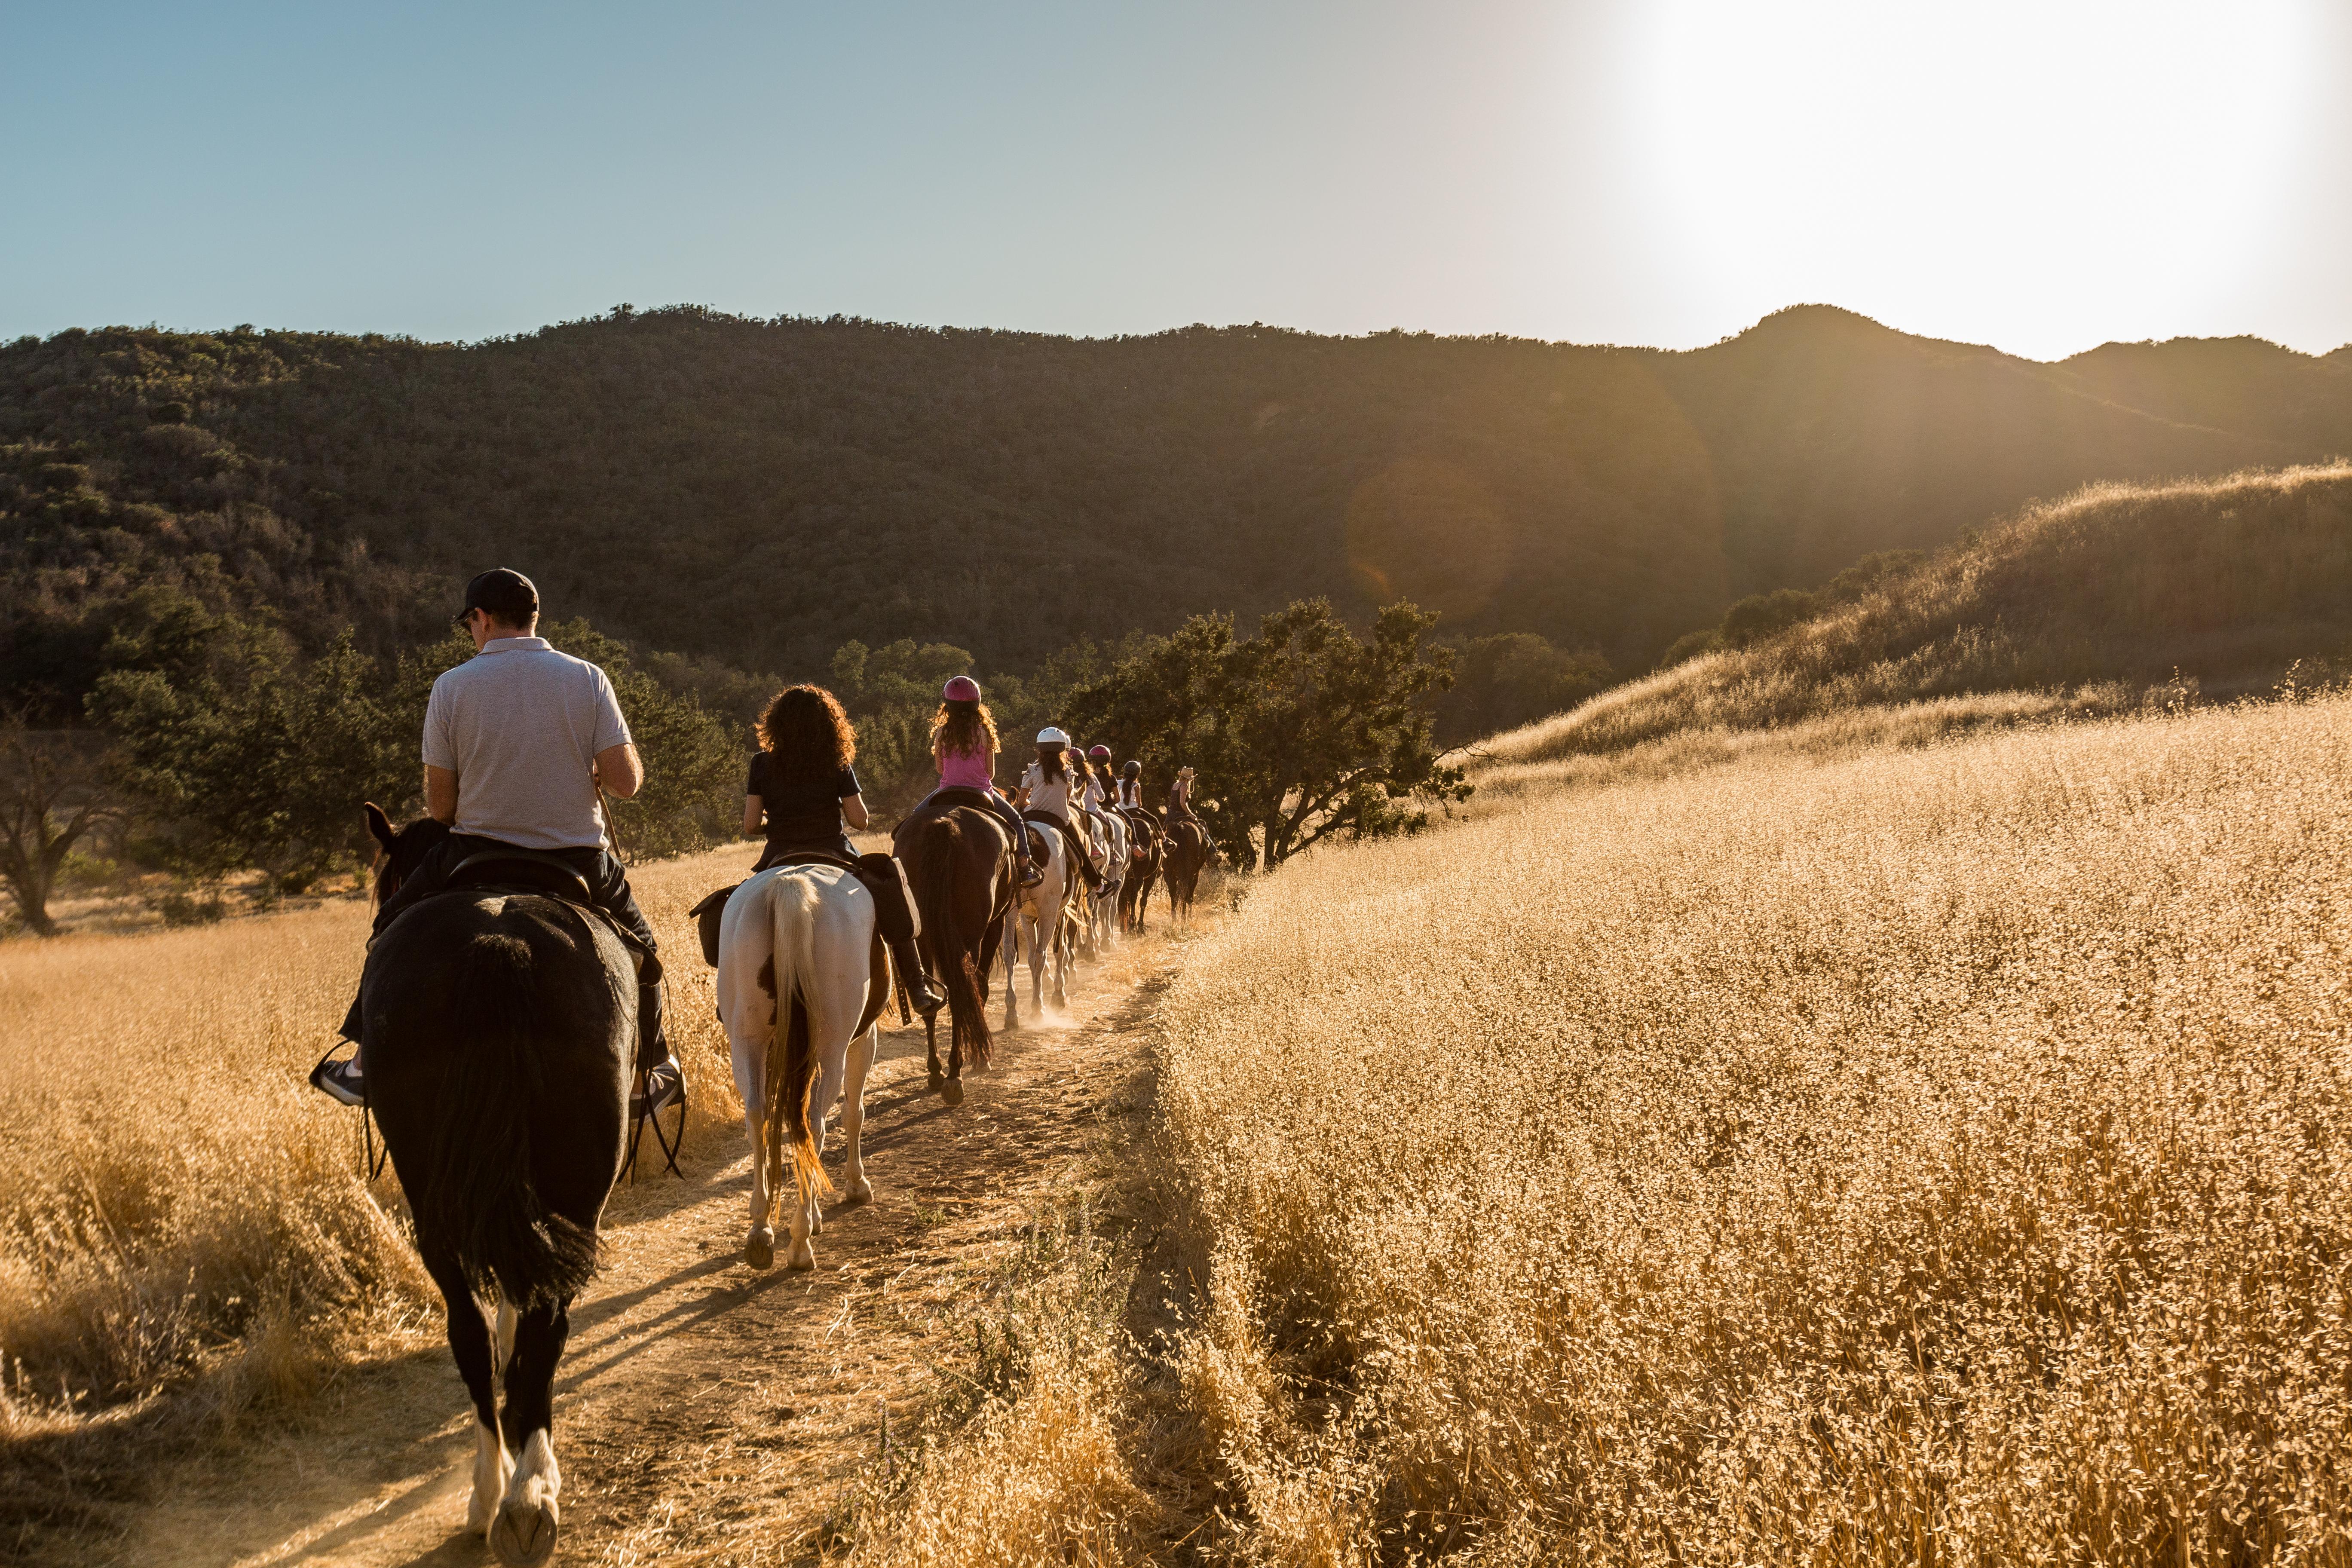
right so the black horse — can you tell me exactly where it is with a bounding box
[359,804,633,1566]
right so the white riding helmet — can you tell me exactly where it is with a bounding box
[1037,726,1070,746]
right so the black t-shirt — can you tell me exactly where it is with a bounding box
[747,752,860,858]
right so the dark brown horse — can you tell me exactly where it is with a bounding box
[1164,816,1217,926]
[1118,808,1164,935]
[892,800,1016,1105]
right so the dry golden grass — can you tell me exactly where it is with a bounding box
[865,1205,1165,1568]
[0,843,751,1446]
[1150,692,2352,1562]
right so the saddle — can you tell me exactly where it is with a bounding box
[446,845,594,903]
[438,846,652,977]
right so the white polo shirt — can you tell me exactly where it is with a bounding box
[423,636,631,850]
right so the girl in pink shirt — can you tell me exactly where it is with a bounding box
[913,677,1038,884]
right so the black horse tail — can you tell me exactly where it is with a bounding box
[419,931,600,1310]
[912,819,994,1070]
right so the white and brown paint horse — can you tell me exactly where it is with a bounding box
[717,864,891,1270]
[1003,817,1073,1022]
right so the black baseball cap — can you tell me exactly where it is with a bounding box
[455,568,539,626]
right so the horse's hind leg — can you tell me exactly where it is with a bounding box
[1003,922,1021,1031]
[840,1023,877,1204]
[422,1249,510,1538]
[490,1297,570,1567]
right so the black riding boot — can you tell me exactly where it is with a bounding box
[890,936,948,1018]
[856,851,947,1017]
[633,982,684,1119]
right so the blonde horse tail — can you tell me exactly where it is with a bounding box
[765,884,833,1204]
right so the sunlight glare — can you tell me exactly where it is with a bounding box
[1632,0,2318,357]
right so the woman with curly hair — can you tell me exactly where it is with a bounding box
[744,683,946,1016]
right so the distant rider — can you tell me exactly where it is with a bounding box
[313,569,684,1118]
[742,684,948,1017]
[1167,764,1200,824]
[1079,744,1121,861]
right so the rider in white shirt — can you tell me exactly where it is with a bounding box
[312,569,684,1118]
[1016,728,1102,888]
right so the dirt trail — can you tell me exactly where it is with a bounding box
[110,933,1178,1568]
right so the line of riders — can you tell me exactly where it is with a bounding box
[309,569,1209,1120]
[311,569,1224,1558]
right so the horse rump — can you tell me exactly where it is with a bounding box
[414,930,601,1310]
[905,815,996,1069]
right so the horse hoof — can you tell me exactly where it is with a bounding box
[490,1500,558,1566]
[786,1240,817,1271]
[845,1179,874,1204]
[744,1230,775,1270]
[941,1078,965,1106]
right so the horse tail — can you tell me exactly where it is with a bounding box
[766,878,832,1200]
[420,931,600,1310]
[911,818,994,1069]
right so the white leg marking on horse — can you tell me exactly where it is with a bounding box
[468,1416,508,1536]
[842,1023,876,1203]
[492,1427,560,1566]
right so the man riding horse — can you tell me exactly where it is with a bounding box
[311,568,684,1120]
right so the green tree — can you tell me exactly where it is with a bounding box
[90,627,407,891]
[1069,598,1469,870]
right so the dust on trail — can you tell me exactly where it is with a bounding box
[108,932,1180,1568]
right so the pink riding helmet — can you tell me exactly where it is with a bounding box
[943,675,981,703]
[1087,745,1112,762]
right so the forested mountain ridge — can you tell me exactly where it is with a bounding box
[5,304,2346,722]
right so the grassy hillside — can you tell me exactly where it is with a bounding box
[1485,462,2352,771]
[7,307,2346,719]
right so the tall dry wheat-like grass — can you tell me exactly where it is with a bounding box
[0,843,752,1432]
[1156,694,2352,1563]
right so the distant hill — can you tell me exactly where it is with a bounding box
[1482,463,2352,768]
[5,305,2348,719]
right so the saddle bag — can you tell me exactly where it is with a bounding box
[687,883,740,968]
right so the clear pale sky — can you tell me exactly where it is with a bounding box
[5,0,2346,361]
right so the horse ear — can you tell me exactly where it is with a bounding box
[364,802,397,852]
